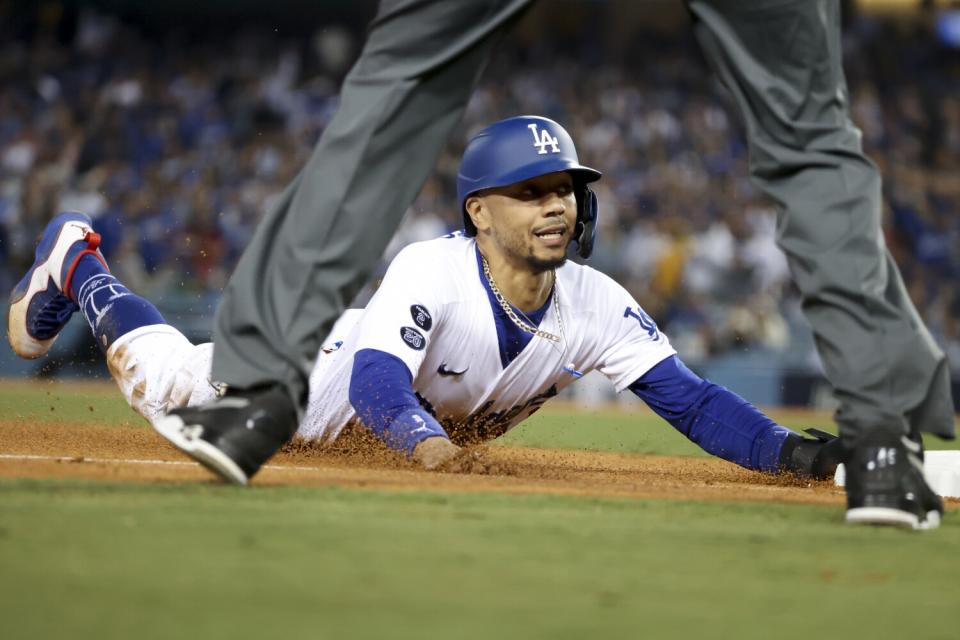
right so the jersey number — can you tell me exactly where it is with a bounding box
[624,306,660,340]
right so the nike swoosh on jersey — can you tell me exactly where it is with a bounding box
[437,363,469,377]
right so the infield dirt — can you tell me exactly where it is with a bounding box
[8,419,956,509]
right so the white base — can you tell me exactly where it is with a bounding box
[835,450,960,498]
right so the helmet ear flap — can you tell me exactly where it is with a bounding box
[573,186,598,259]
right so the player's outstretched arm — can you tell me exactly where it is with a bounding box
[349,348,451,458]
[349,349,503,474]
[629,355,841,479]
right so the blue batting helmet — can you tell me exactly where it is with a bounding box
[457,115,602,259]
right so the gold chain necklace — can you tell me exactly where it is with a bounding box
[481,254,564,343]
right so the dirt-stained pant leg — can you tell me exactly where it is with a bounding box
[105,325,218,425]
[211,0,534,412]
[688,0,954,442]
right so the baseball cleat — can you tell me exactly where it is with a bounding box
[844,434,942,530]
[7,211,108,359]
[153,385,298,485]
[153,409,250,486]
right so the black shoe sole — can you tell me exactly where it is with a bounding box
[153,414,249,486]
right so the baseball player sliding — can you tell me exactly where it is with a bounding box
[11,116,862,498]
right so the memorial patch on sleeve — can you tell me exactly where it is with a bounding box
[400,326,426,351]
[410,304,433,331]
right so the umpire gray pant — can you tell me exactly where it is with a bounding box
[689,0,954,442]
[211,0,535,412]
[212,0,954,443]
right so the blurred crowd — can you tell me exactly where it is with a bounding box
[1,7,958,373]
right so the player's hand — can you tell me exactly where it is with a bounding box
[437,445,502,475]
[412,437,501,475]
[804,428,845,479]
[412,436,462,470]
[781,428,845,480]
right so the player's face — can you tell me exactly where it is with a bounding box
[473,172,578,273]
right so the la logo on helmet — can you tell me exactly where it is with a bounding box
[527,123,560,155]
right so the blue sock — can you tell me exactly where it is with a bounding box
[71,254,166,353]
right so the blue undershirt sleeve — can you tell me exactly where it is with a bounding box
[628,355,793,473]
[349,348,450,456]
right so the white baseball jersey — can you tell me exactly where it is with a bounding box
[297,234,676,444]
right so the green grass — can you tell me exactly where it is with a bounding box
[1,479,959,640]
[0,380,140,426]
[502,404,960,455]
[1,381,959,639]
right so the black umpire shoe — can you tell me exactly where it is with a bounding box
[844,433,943,530]
[153,385,298,485]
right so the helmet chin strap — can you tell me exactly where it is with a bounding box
[572,186,599,259]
